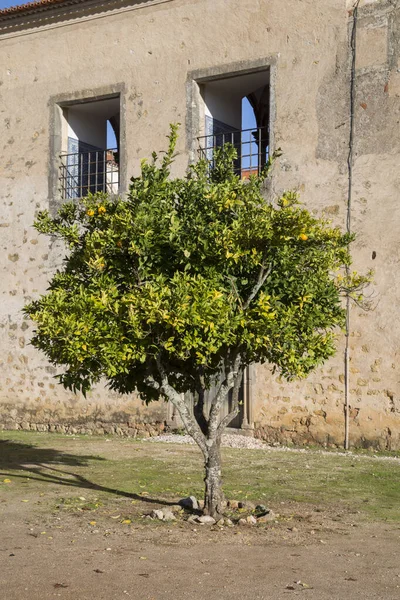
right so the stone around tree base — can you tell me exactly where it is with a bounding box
[149,509,177,521]
[187,515,198,523]
[197,515,216,525]
[162,510,176,522]
[238,516,257,526]
[246,515,257,525]
[257,510,278,523]
[178,496,199,511]
[150,509,164,520]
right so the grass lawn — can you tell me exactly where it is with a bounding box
[0,430,399,522]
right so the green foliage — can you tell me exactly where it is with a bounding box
[25,125,366,400]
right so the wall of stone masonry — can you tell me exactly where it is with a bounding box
[0,418,167,438]
[253,0,400,450]
[0,0,399,448]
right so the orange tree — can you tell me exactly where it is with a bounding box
[24,126,365,518]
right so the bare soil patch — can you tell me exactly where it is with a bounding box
[0,432,399,599]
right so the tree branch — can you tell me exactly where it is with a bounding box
[154,356,208,456]
[226,275,242,307]
[207,354,241,440]
[243,264,272,310]
[145,375,160,391]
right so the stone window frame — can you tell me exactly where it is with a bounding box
[185,56,277,163]
[48,83,127,214]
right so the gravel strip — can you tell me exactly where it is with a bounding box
[144,433,400,461]
[145,433,267,449]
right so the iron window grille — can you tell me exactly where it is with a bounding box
[197,126,269,177]
[59,148,119,200]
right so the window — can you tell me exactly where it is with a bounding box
[196,68,270,177]
[58,95,120,199]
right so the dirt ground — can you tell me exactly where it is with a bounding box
[0,434,400,599]
[1,501,400,600]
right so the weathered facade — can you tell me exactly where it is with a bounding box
[0,0,399,448]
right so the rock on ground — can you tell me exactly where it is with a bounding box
[197,515,216,525]
[257,510,277,523]
[150,509,164,521]
[178,496,199,510]
[149,509,176,521]
[162,510,176,522]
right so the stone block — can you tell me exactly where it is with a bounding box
[356,25,388,69]
[389,68,400,97]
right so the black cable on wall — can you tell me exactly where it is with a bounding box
[344,0,360,450]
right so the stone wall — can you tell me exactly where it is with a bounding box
[252,0,400,450]
[0,0,399,448]
[0,418,167,438]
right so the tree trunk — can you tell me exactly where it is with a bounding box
[203,440,224,518]
[152,355,242,519]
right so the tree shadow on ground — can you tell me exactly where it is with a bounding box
[0,439,176,507]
